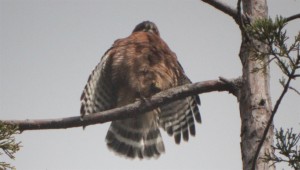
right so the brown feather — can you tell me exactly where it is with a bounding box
[80,21,201,159]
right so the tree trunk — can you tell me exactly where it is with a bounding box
[239,0,275,170]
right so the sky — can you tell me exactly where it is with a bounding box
[0,0,299,170]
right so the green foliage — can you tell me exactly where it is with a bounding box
[263,128,300,170]
[245,16,300,81]
[245,16,287,44]
[0,122,21,170]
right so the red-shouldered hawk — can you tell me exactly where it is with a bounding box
[80,21,201,159]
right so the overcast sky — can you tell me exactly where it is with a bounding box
[0,0,299,170]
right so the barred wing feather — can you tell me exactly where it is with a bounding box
[80,50,116,117]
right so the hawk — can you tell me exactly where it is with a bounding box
[80,21,201,159]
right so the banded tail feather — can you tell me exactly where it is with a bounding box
[105,114,165,159]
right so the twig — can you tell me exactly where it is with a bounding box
[289,86,300,95]
[2,78,239,131]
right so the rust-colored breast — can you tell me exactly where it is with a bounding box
[109,32,183,104]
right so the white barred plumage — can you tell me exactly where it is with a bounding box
[80,21,201,159]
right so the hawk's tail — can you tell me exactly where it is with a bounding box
[105,116,165,159]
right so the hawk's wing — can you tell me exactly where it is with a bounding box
[80,49,116,117]
[159,70,201,144]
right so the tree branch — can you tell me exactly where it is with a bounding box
[201,0,239,22]
[2,78,241,131]
[286,13,300,23]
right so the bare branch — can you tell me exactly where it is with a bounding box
[289,86,300,95]
[236,0,251,42]
[286,13,300,23]
[2,78,240,131]
[201,0,239,22]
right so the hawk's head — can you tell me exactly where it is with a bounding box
[132,21,160,36]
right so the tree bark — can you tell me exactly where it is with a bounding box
[239,0,275,170]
